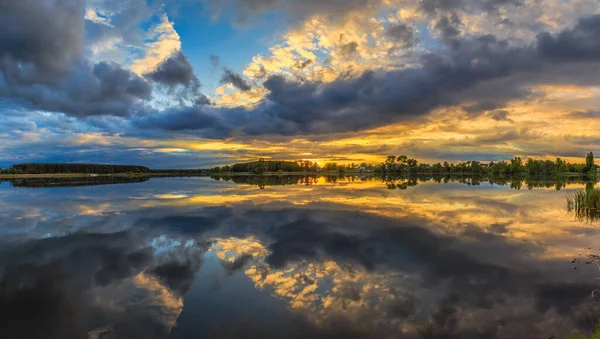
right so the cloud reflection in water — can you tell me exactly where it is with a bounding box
[0,177,599,338]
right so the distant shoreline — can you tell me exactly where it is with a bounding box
[0,171,595,180]
[0,171,348,179]
[0,173,153,179]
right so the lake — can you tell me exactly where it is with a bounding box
[1,175,599,339]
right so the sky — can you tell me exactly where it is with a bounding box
[1,0,600,168]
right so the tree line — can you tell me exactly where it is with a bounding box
[212,159,318,174]
[6,176,149,188]
[3,163,150,174]
[215,152,598,176]
[375,152,597,176]
[1,152,596,176]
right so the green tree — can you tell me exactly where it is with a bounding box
[556,158,566,173]
[586,152,595,173]
[510,157,524,173]
[443,162,450,172]
[407,158,418,169]
[323,163,338,172]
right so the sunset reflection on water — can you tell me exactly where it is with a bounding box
[0,176,599,338]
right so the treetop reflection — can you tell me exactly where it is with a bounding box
[210,174,595,191]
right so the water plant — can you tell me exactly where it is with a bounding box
[567,187,600,223]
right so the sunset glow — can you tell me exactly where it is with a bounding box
[1,1,600,167]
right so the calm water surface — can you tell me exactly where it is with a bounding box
[1,176,600,339]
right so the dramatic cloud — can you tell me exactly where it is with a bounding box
[220,68,252,92]
[0,0,154,117]
[219,36,535,136]
[133,105,233,138]
[0,0,85,77]
[1,0,600,166]
[146,51,199,88]
[130,13,182,75]
[196,15,600,139]
[2,61,152,117]
[537,14,600,62]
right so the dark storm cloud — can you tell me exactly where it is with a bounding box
[93,61,153,99]
[0,0,84,77]
[189,15,600,138]
[0,0,155,117]
[227,36,536,136]
[2,61,152,117]
[435,14,462,40]
[537,15,600,62]
[220,68,252,91]
[132,105,233,138]
[146,51,200,88]
[2,0,600,142]
[130,30,546,138]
